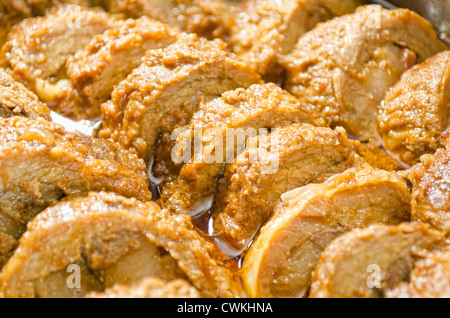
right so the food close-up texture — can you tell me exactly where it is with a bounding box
[0,0,449,298]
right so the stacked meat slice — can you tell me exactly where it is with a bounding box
[309,223,447,298]
[378,51,450,166]
[0,70,51,120]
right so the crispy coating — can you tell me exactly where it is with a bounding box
[1,4,116,119]
[281,5,448,141]
[242,166,411,298]
[0,69,51,120]
[0,117,152,267]
[309,223,447,298]
[0,192,243,298]
[410,149,450,236]
[229,0,362,80]
[99,33,261,161]
[160,83,322,215]
[213,125,361,249]
[378,51,450,166]
[86,277,201,298]
[0,0,30,47]
[66,16,179,118]
[101,0,233,39]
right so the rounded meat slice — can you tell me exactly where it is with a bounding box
[242,166,411,298]
[410,149,450,236]
[281,5,448,141]
[309,223,447,298]
[213,124,360,249]
[0,69,51,120]
[0,4,116,119]
[0,192,243,298]
[377,51,450,166]
[387,248,450,298]
[86,277,200,298]
[99,33,261,161]
[229,0,362,80]
[160,83,322,215]
[66,16,180,118]
[0,116,152,266]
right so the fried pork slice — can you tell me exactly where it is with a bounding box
[101,0,232,39]
[212,125,361,249]
[66,17,179,118]
[99,33,261,161]
[0,4,116,119]
[160,83,322,214]
[0,69,51,120]
[409,149,450,236]
[242,166,412,298]
[229,0,362,80]
[281,5,448,141]
[387,248,450,298]
[0,0,30,47]
[309,223,447,298]
[86,277,200,298]
[0,192,243,298]
[377,51,450,166]
[0,116,152,265]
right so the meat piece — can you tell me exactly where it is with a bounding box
[66,17,179,118]
[229,0,362,80]
[0,4,116,119]
[213,125,361,249]
[0,192,243,298]
[86,277,200,298]
[281,5,448,141]
[0,0,30,47]
[378,51,450,166]
[160,83,322,215]
[99,33,261,161]
[0,116,152,267]
[0,69,51,120]
[309,223,447,298]
[101,0,233,39]
[410,149,450,236]
[26,0,95,15]
[388,248,450,298]
[242,166,411,298]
